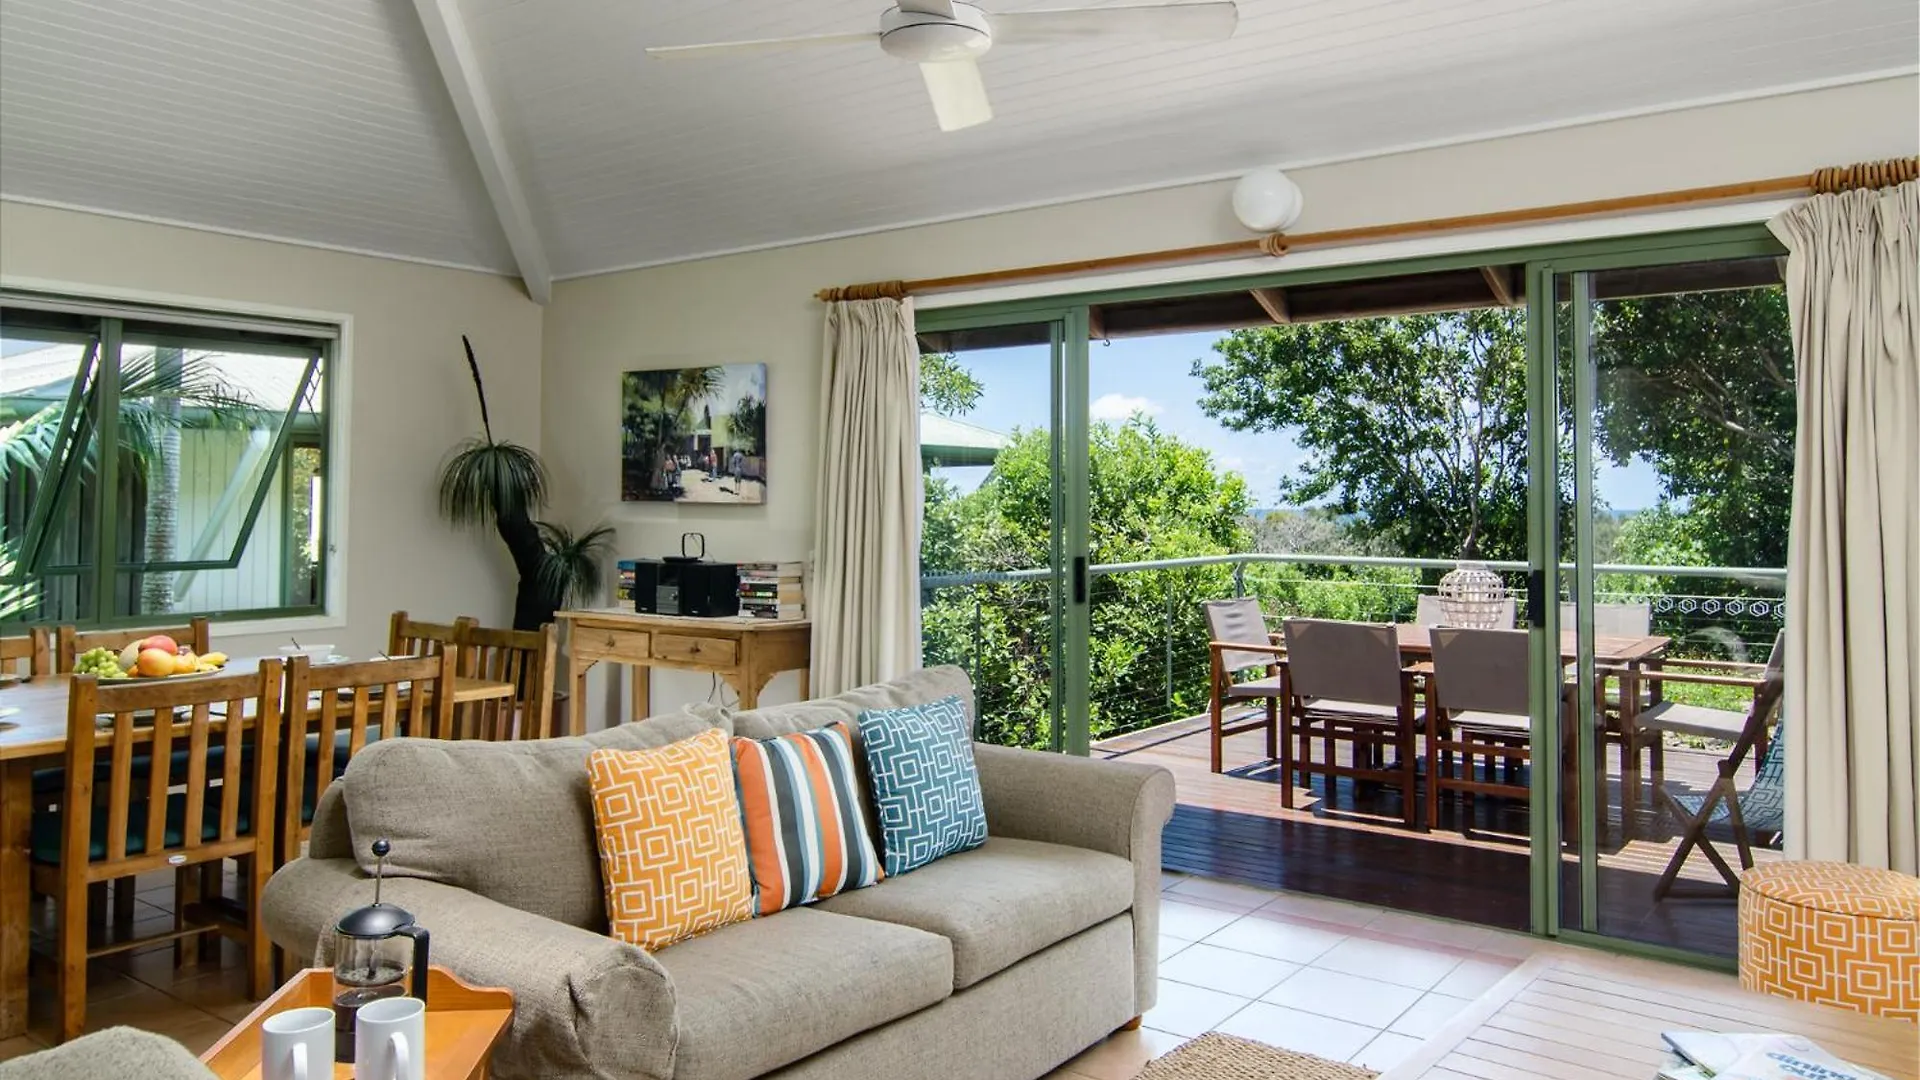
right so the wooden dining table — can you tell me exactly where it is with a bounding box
[0,658,515,1039]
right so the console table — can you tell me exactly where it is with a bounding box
[554,609,811,734]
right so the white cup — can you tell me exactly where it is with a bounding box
[353,995,425,1080]
[262,1006,333,1080]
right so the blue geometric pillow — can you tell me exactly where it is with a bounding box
[856,695,988,877]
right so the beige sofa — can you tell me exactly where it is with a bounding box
[262,667,1175,1080]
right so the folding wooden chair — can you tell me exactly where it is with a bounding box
[1652,681,1784,899]
[1203,599,1283,774]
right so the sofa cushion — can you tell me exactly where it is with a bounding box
[857,695,987,876]
[731,722,883,916]
[814,836,1133,989]
[657,907,953,1080]
[342,709,723,931]
[699,666,975,742]
[590,730,753,951]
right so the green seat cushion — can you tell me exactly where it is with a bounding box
[31,792,251,865]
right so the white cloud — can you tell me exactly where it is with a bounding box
[1089,393,1164,422]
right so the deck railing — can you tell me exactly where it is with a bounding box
[920,552,1785,750]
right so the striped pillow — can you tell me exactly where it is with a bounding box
[730,722,883,916]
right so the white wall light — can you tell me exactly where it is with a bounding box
[1231,167,1304,233]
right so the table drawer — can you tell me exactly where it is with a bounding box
[651,634,737,667]
[574,626,650,662]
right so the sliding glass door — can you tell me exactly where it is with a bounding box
[915,308,1091,754]
[1531,237,1793,959]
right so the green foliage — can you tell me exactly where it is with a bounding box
[730,395,766,456]
[438,439,549,527]
[535,522,617,608]
[920,352,985,417]
[923,418,1251,747]
[1195,310,1531,560]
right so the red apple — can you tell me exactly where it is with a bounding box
[139,634,179,655]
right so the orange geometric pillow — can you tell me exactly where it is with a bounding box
[587,729,752,951]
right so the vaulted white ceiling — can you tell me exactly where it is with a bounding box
[2,0,1914,284]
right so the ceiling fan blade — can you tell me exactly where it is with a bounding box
[646,31,878,59]
[992,1,1238,43]
[897,0,959,16]
[919,60,993,131]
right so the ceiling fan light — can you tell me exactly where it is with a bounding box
[1231,167,1304,233]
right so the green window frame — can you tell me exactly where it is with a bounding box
[1,294,336,631]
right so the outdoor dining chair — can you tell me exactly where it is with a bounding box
[1203,599,1283,774]
[1426,627,1533,833]
[1279,618,1419,827]
[1652,678,1785,899]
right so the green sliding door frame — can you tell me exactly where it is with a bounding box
[919,221,1782,965]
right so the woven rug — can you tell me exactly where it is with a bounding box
[1131,1032,1379,1080]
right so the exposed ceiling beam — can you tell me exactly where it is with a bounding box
[1250,287,1291,324]
[1088,305,1107,341]
[411,0,552,304]
[1480,265,1518,307]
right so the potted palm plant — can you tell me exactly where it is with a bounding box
[440,336,613,630]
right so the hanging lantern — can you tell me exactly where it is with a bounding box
[1437,562,1508,629]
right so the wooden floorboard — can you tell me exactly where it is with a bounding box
[1095,714,1778,956]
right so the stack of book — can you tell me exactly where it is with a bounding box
[738,561,805,620]
[615,560,639,605]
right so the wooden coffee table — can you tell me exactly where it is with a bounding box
[200,966,513,1080]
[1384,949,1919,1079]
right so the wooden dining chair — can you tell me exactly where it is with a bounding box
[455,621,558,740]
[280,652,457,868]
[1,627,52,677]
[1203,599,1282,774]
[53,617,212,672]
[1426,627,1534,832]
[1279,618,1420,827]
[32,662,283,1041]
[388,610,474,661]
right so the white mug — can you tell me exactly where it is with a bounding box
[353,995,425,1080]
[261,1006,333,1080]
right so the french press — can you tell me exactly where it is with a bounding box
[332,839,430,1061]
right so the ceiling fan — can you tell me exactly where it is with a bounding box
[645,1,1239,133]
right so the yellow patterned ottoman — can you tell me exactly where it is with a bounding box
[1738,861,1919,1020]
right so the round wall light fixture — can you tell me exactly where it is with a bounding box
[1231,167,1304,233]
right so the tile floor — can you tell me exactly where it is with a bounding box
[2,868,1547,1076]
[1041,870,1550,1078]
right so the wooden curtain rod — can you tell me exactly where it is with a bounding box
[814,156,1918,303]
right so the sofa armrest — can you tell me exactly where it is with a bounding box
[973,744,1174,1017]
[262,857,677,1080]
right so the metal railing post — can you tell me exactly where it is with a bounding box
[1164,581,1175,716]
[1232,560,1246,597]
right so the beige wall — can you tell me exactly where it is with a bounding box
[0,200,545,662]
[542,75,1918,724]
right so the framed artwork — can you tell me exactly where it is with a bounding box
[621,363,767,504]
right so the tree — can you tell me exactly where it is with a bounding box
[730,395,766,456]
[920,352,985,417]
[1591,289,1793,569]
[922,417,1252,746]
[1194,310,1532,561]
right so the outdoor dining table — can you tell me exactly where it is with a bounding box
[0,657,515,1038]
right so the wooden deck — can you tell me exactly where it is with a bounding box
[1094,713,1779,959]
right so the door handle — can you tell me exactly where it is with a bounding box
[1527,569,1547,628]
[1072,556,1088,605]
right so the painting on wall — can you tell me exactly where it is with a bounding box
[621,363,768,504]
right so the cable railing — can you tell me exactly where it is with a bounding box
[920,551,1786,750]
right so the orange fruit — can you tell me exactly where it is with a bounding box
[136,649,175,678]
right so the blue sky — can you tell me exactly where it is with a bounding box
[933,330,1664,512]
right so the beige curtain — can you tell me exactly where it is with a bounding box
[1769,179,1919,874]
[811,298,922,697]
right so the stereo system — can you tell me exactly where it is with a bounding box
[630,533,739,617]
